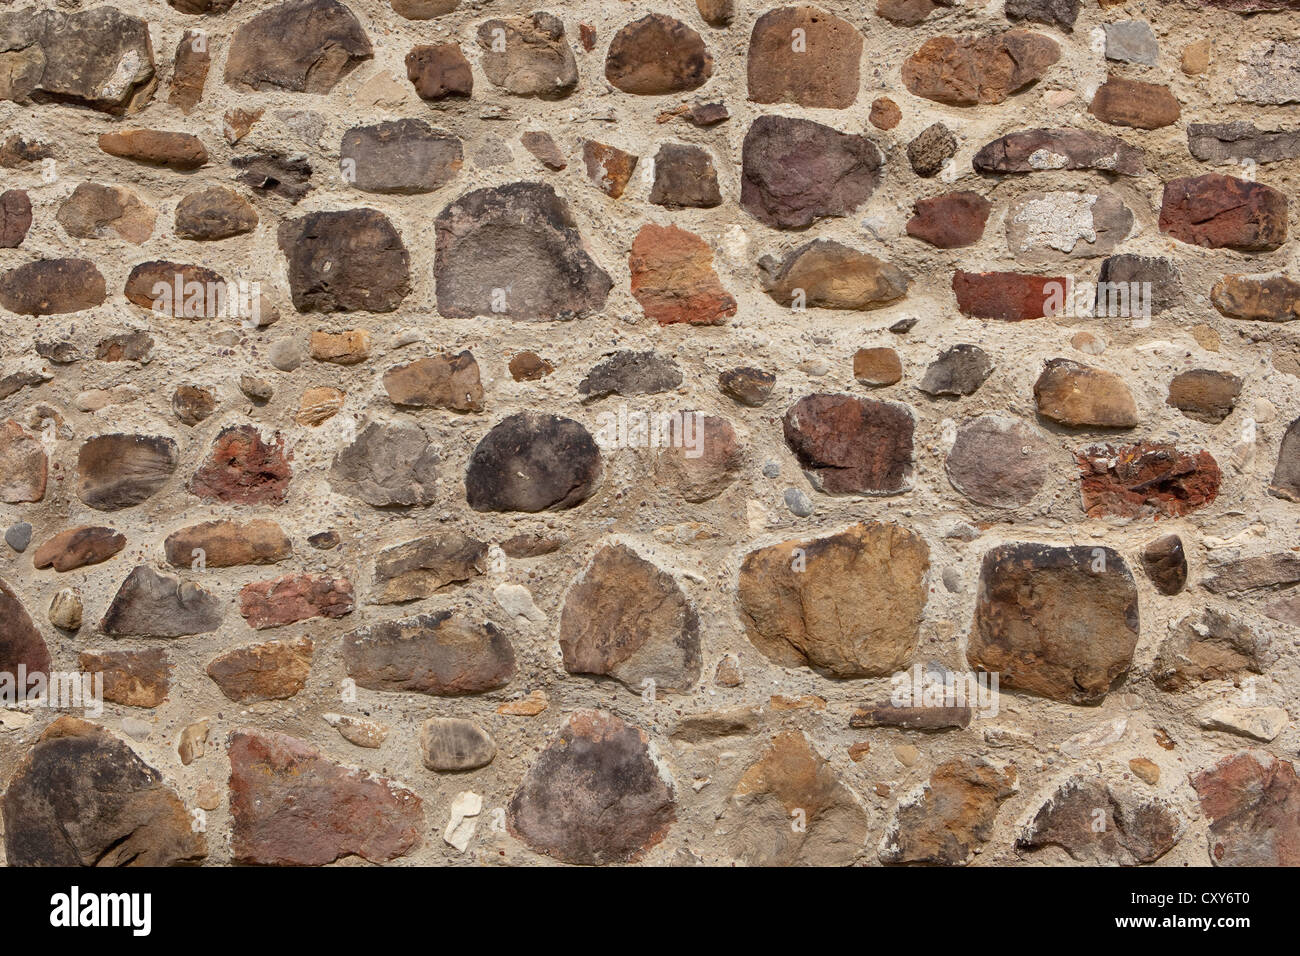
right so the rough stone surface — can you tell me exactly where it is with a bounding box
[342,612,515,695]
[783,394,915,495]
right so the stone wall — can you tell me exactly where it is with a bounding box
[1,0,1299,867]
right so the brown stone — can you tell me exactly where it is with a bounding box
[582,141,638,198]
[279,209,410,313]
[164,519,291,568]
[100,565,224,638]
[1033,358,1139,428]
[405,43,472,100]
[968,543,1139,705]
[79,648,171,708]
[56,183,154,244]
[1141,534,1188,596]
[953,271,1066,321]
[508,710,675,865]
[559,544,701,693]
[973,127,1147,176]
[902,31,1060,106]
[342,611,516,696]
[174,186,257,241]
[946,415,1049,508]
[881,759,1017,865]
[0,420,46,503]
[228,730,421,866]
[1,718,204,866]
[1018,778,1183,865]
[630,224,736,326]
[649,143,721,209]
[371,532,487,604]
[329,419,438,506]
[1273,416,1300,501]
[606,14,712,94]
[169,30,210,114]
[467,412,602,512]
[783,394,914,495]
[1191,752,1300,867]
[98,129,208,170]
[1204,552,1300,593]
[738,522,929,677]
[907,192,990,249]
[225,0,372,94]
[854,348,903,387]
[222,107,262,144]
[1088,75,1181,129]
[0,189,32,247]
[727,731,870,866]
[1166,369,1242,423]
[383,352,484,410]
[183,427,288,507]
[234,152,312,203]
[310,330,370,365]
[207,636,313,702]
[1159,174,1288,252]
[1076,443,1221,519]
[77,434,178,510]
[32,526,125,572]
[521,130,565,170]
[850,704,972,731]
[172,385,216,426]
[0,578,51,687]
[477,12,577,98]
[420,718,495,771]
[1211,273,1300,321]
[239,573,354,630]
[869,97,902,129]
[759,240,908,311]
[747,6,862,109]
[719,367,776,406]
[0,259,106,315]
[1152,610,1271,691]
[340,119,463,194]
[654,413,743,501]
[509,352,554,381]
[123,261,228,318]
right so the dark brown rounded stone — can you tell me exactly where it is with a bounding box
[907,192,990,249]
[1142,534,1188,596]
[783,393,914,495]
[1089,75,1180,129]
[172,385,217,426]
[605,14,712,94]
[869,96,902,129]
[1159,174,1288,252]
[124,260,228,318]
[405,43,472,100]
[174,186,258,240]
[508,351,554,381]
[0,577,50,686]
[0,259,105,315]
[719,366,775,406]
[278,208,410,313]
[224,0,372,94]
[649,143,721,209]
[508,710,675,865]
[341,119,462,194]
[1018,778,1183,866]
[342,611,516,695]
[466,412,601,512]
[0,189,32,247]
[77,434,179,510]
[1166,369,1243,423]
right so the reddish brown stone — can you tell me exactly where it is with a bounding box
[582,141,638,198]
[630,224,736,326]
[1192,752,1300,866]
[953,271,1066,321]
[1088,75,1181,129]
[98,129,209,170]
[783,394,914,495]
[32,526,125,572]
[164,519,292,568]
[0,578,51,689]
[1076,444,1221,519]
[124,261,229,318]
[719,367,776,406]
[189,425,291,505]
[1018,778,1183,865]
[902,31,1060,106]
[0,189,32,248]
[747,6,862,109]
[383,351,485,410]
[1159,174,1288,252]
[169,30,210,114]
[0,420,46,503]
[907,192,991,249]
[605,14,712,95]
[759,240,908,310]
[1142,533,1188,596]
[854,347,903,387]
[973,127,1147,176]
[228,730,422,866]
[79,648,171,708]
[869,97,901,129]
[509,351,554,381]
[946,415,1050,509]
[881,759,1017,865]
[405,43,472,100]
[1211,274,1300,321]
[239,573,354,630]
[0,259,106,315]
[207,636,313,703]
[342,611,516,696]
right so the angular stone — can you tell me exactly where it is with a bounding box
[508,710,674,865]
[741,116,882,229]
[716,368,774,410]
[0,135,53,168]
[341,119,462,194]
[0,420,46,503]
[225,0,371,94]
[309,330,370,365]
[1006,191,1133,261]
[101,565,224,638]
[919,344,992,397]
[1089,75,1180,129]
[342,611,516,695]
[1205,552,1300,594]
[1159,174,1287,252]
[1192,752,1300,866]
[968,543,1139,705]
[466,412,601,512]
[521,130,565,170]
[96,331,153,364]
[1006,0,1080,30]
[908,122,956,177]
[233,152,312,203]
[420,718,495,771]
[1034,358,1139,428]
[1,718,204,866]
[123,261,228,318]
[902,31,1060,106]
[172,385,216,426]
[1189,122,1300,165]
[880,760,1016,865]
[0,8,155,114]
[1018,778,1183,865]
[1107,20,1159,65]
[654,413,743,502]
[906,192,990,249]
[747,6,861,109]
[279,209,410,312]
[974,128,1146,176]
[953,271,1066,321]
[783,394,914,495]
[759,240,908,311]
[32,526,125,572]
[1211,273,1300,322]
[500,532,565,559]
[477,12,577,98]
[649,143,720,209]
[853,348,903,387]
[434,182,610,320]
[1153,610,1271,691]
[330,419,438,507]
[1272,416,1300,501]
[372,532,487,604]
[190,425,291,505]
[207,636,313,703]
[405,43,472,100]
[1097,254,1181,316]
[77,434,178,510]
[79,648,171,708]
[48,589,81,631]
[98,129,208,170]
[630,224,736,326]
[582,140,638,198]
[164,519,291,569]
[169,30,209,114]
[559,544,701,693]
[1199,705,1287,742]
[850,704,971,731]
[606,14,711,94]
[1077,444,1221,520]
[174,186,257,240]
[1142,534,1188,596]
[946,415,1048,508]
[727,731,870,866]
[0,259,106,315]
[54,183,154,245]
[1167,369,1242,423]
[877,0,958,25]
[579,350,682,400]
[239,573,354,630]
[0,189,30,247]
[229,730,420,866]
[383,352,484,411]
[0,578,50,685]
[738,522,929,677]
